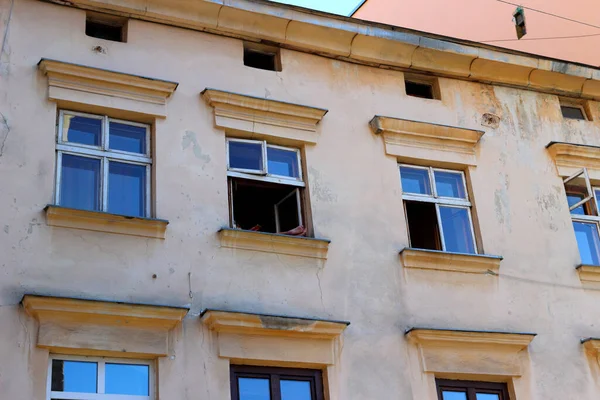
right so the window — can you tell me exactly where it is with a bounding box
[400,165,476,254]
[563,168,600,265]
[227,138,306,235]
[55,110,151,218]
[243,43,281,71]
[48,355,153,400]
[436,379,509,400]
[404,74,440,100]
[230,365,324,400]
[86,12,127,42]
[559,99,589,120]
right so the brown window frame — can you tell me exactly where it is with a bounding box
[230,365,324,400]
[436,379,510,400]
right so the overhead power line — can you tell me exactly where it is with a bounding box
[481,32,600,43]
[495,0,600,30]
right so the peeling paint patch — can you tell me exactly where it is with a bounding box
[182,131,211,163]
[259,315,315,331]
[309,167,337,203]
[0,112,9,157]
[3,225,8,234]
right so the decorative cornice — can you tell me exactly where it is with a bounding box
[399,248,502,274]
[201,310,349,339]
[23,295,188,358]
[547,142,600,178]
[45,205,169,239]
[406,328,536,377]
[370,116,484,165]
[218,228,330,260]
[202,89,327,143]
[38,59,178,118]
[40,0,600,100]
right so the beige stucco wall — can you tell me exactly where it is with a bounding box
[2,0,600,399]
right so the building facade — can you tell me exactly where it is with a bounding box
[2,0,600,399]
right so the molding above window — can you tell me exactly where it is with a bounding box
[45,205,169,239]
[38,58,178,118]
[399,248,502,274]
[22,295,188,358]
[406,328,536,377]
[547,142,600,179]
[218,228,330,260]
[370,116,484,166]
[202,89,328,144]
[201,309,349,366]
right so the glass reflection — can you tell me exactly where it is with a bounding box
[476,394,500,400]
[439,206,475,253]
[63,115,101,147]
[109,122,146,154]
[108,162,146,217]
[400,167,431,195]
[573,221,600,265]
[267,147,299,178]
[60,154,100,211]
[105,363,149,396]
[434,170,466,198]
[229,141,263,171]
[442,391,467,400]
[281,380,311,400]
[567,193,587,215]
[238,377,271,400]
[51,360,97,393]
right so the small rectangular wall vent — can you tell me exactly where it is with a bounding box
[86,12,127,43]
[243,43,281,72]
[404,74,441,100]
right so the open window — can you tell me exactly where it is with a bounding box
[404,74,440,100]
[400,165,476,254]
[227,138,307,236]
[563,168,600,265]
[560,98,590,121]
[243,43,282,72]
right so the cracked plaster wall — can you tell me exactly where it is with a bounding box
[1,0,600,399]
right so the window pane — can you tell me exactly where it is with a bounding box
[229,141,263,171]
[561,105,585,120]
[573,221,600,265]
[442,391,467,400]
[439,206,475,253]
[109,122,147,154]
[238,377,271,400]
[281,380,312,400]
[400,166,431,195]
[51,360,97,393]
[267,147,300,178]
[567,193,586,215]
[476,394,501,400]
[105,363,149,396]
[62,115,102,146]
[434,170,466,198]
[108,162,146,217]
[60,154,101,211]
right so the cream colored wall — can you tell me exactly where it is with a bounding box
[2,0,600,399]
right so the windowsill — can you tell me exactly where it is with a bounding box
[218,228,330,260]
[45,205,168,239]
[576,264,600,285]
[399,248,502,274]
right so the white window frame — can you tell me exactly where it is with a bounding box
[226,138,304,187]
[55,110,152,217]
[399,164,477,254]
[565,168,600,264]
[46,354,155,400]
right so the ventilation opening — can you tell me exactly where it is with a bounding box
[560,105,586,120]
[405,200,441,250]
[86,13,127,42]
[405,80,435,99]
[230,178,303,234]
[243,44,281,71]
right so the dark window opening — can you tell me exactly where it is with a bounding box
[436,379,509,400]
[405,80,435,99]
[561,105,586,120]
[230,178,304,235]
[244,45,281,71]
[405,200,441,250]
[86,14,127,42]
[231,365,324,400]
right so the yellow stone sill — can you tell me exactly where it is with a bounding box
[45,205,168,239]
[218,228,330,259]
[399,248,502,274]
[576,264,600,285]
[201,309,350,339]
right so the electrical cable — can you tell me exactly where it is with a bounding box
[495,0,600,30]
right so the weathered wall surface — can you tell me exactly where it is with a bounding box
[2,0,600,399]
